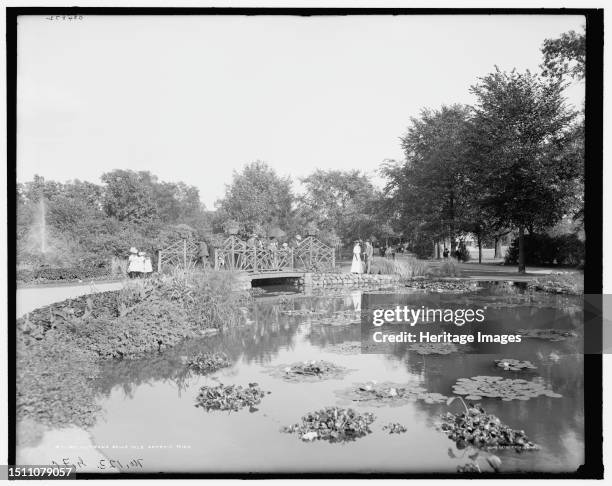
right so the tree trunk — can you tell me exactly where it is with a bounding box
[477,234,482,264]
[494,237,501,259]
[518,226,526,273]
[436,241,441,259]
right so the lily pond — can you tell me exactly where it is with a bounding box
[18,283,584,474]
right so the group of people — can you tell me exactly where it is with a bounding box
[127,247,153,278]
[351,239,375,274]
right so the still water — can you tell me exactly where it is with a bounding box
[29,285,585,474]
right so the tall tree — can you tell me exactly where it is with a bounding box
[100,170,158,223]
[299,169,380,245]
[215,161,294,234]
[541,28,585,81]
[468,68,580,272]
[382,105,473,254]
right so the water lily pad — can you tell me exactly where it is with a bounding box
[409,342,461,355]
[337,381,448,406]
[495,358,538,372]
[438,406,539,452]
[267,360,352,382]
[382,422,407,434]
[516,328,578,341]
[282,407,375,443]
[186,352,231,375]
[452,376,561,401]
[195,383,269,412]
[325,341,362,355]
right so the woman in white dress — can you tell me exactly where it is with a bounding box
[351,240,363,274]
[127,247,139,278]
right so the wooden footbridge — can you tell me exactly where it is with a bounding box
[158,235,335,285]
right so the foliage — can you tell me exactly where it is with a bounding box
[298,169,383,245]
[16,268,249,428]
[440,404,539,451]
[382,105,473,248]
[526,273,583,295]
[17,172,211,272]
[504,233,584,266]
[371,257,429,278]
[452,376,562,401]
[467,69,581,271]
[282,407,375,443]
[187,352,231,375]
[541,28,585,81]
[382,423,408,434]
[494,359,537,372]
[456,241,471,262]
[427,259,462,278]
[338,381,448,405]
[17,266,112,283]
[195,383,269,412]
[269,360,350,382]
[214,161,294,235]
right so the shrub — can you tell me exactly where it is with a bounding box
[410,236,434,259]
[428,258,462,277]
[505,233,584,266]
[456,241,471,262]
[371,256,429,278]
[17,266,112,283]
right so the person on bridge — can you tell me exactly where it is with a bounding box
[364,239,374,274]
[127,247,139,278]
[351,240,363,274]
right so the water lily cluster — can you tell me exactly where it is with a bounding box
[186,352,231,374]
[382,422,408,434]
[195,383,269,412]
[516,328,578,341]
[452,376,562,401]
[409,342,460,355]
[339,381,448,405]
[494,358,537,372]
[439,406,539,452]
[282,407,375,443]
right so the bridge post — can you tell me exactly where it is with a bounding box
[253,246,258,272]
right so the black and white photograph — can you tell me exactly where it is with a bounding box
[4,4,605,480]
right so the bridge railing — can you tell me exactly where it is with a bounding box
[213,235,335,273]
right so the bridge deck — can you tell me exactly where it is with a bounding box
[247,271,306,280]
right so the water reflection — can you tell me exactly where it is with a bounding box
[86,286,583,474]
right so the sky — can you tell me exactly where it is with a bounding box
[16,14,585,208]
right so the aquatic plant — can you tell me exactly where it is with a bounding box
[325,341,362,355]
[409,342,460,355]
[516,328,578,341]
[187,352,231,374]
[282,407,375,443]
[527,273,583,295]
[372,257,429,278]
[382,422,408,434]
[404,279,478,293]
[452,376,562,401]
[494,358,537,371]
[337,381,448,406]
[267,360,352,382]
[439,405,539,452]
[195,383,269,412]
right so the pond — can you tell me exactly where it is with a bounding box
[18,284,584,474]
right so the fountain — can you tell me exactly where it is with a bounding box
[39,198,47,254]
